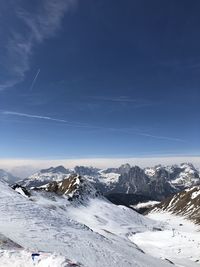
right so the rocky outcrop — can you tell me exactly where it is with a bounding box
[74,166,100,176]
[35,174,100,201]
[149,186,200,224]
[12,184,31,197]
[110,166,176,200]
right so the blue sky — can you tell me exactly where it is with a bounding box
[0,0,200,161]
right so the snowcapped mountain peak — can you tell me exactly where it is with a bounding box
[37,174,99,201]
[18,162,200,202]
[74,166,100,176]
[20,166,72,188]
[180,162,196,169]
[118,163,131,174]
[40,165,70,174]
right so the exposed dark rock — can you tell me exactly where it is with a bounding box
[149,186,200,224]
[105,193,152,207]
[12,184,31,197]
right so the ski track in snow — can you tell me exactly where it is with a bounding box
[130,212,200,267]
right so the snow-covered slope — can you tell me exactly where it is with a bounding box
[0,179,172,267]
[150,186,200,224]
[66,198,158,238]
[131,212,200,267]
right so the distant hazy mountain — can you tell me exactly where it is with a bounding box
[18,163,200,201]
[0,169,19,184]
[18,165,72,188]
[111,163,200,200]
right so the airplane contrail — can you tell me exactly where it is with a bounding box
[1,110,185,143]
[29,68,40,91]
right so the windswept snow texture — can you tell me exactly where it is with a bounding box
[67,198,159,238]
[131,212,200,267]
[0,180,172,267]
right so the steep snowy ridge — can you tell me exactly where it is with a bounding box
[35,174,99,201]
[0,179,172,267]
[150,186,200,224]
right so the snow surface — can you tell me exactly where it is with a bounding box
[191,190,200,199]
[131,201,160,210]
[0,250,76,267]
[144,168,156,177]
[14,187,29,198]
[130,211,200,267]
[0,180,172,267]
[67,198,159,238]
[97,171,120,185]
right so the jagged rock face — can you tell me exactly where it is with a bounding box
[12,184,31,198]
[19,163,200,201]
[148,167,176,200]
[167,163,200,188]
[114,166,149,194]
[112,166,175,200]
[37,174,99,201]
[47,174,81,196]
[103,164,131,175]
[150,186,200,224]
[74,166,100,176]
[118,164,131,175]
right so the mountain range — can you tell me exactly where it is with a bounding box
[0,174,172,267]
[16,162,200,202]
[1,162,200,266]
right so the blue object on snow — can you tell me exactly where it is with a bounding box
[31,253,40,261]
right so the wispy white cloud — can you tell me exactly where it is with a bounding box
[1,111,86,126]
[0,0,77,91]
[138,132,185,143]
[90,96,154,108]
[1,110,185,143]
[17,0,77,42]
[29,69,40,91]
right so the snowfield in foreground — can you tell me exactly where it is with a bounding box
[0,180,172,267]
[0,250,73,267]
[130,212,200,267]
